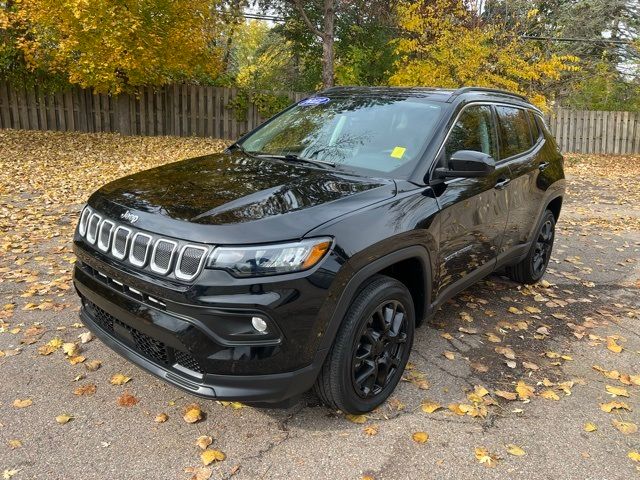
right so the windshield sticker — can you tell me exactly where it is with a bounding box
[299,97,330,106]
[390,146,406,159]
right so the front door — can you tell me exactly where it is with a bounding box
[433,104,510,297]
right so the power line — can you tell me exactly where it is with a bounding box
[522,35,635,45]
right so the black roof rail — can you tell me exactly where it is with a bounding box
[447,87,529,103]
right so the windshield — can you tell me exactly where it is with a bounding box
[239,96,443,175]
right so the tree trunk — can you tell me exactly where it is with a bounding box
[321,0,335,88]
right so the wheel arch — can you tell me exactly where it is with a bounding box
[318,245,432,351]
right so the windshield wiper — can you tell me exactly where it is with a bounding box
[254,153,336,169]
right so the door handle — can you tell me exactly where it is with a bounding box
[538,162,550,171]
[494,178,511,190]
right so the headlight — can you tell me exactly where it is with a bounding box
[207,238,332,277]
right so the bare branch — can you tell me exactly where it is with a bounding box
[290,0,324,39]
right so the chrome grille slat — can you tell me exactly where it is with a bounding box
[129,232,152,267]
[112,226,131,259]
[150,239,177,275]
[97,220,115,252]
[86,213,102,244]
[79,207,91,236]
[175,245,207,281]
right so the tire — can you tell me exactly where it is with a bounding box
[506,209,556,284]
[314,275,415,414]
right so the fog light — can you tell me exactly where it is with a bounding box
[251,316,268,333]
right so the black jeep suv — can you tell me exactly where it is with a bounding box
[73,87,564,414]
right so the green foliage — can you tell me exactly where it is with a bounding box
[227,91,292,121]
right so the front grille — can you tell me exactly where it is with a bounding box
[77,206,210,281]
[84,300,205,376]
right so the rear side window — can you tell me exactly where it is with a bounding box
[496,106,533,158]
[444,105,497,162]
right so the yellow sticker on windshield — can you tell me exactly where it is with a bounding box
[390,146,406,159]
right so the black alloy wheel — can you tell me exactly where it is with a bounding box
[352,300,408,398]
[314,275,415,414]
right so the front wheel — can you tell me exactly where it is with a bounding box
[506,209,556,284]
[314,275,415,414]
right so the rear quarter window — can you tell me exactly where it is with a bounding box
[496,106,533,158]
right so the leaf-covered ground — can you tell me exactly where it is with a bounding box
[0,130,639,480]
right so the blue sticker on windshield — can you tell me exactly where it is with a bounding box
[299,97,330,106]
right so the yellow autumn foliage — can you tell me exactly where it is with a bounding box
[10,0,224,94]
[389,0,579,110]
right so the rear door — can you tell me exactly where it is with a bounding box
[494,106,547,254]
[434,104,511,297]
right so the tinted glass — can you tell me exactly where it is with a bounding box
[444,105,496,161]
[240,96,443,174]
[496,106,533,158]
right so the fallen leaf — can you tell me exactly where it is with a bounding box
[584,422,598,432]
[184,466,212,480]
[155,413,168,423]
[613,421,638,435]
[73,384,96,396]
[346,414,367,424]
[495,346,516,360]
[516,380,535,400]
[78,331,94,344]
[2,468,22,479]
[183,404,203,423]
[420,401,442,413]
[495,390,517,401]
[196,435,213,450]
[68,355,85,365]
[12,398,32,408]
[200,449,225,465]
[412,431,429,443]
[443,350,455,360]
[55,414,73,424]
[474,447,499,467]
[522,361,539,371]
[363,425,379,436]
[62,342,79,357]
[600,401,631,413]
[117,392,139,407]
[485,332,502,343]
[606,385,629,397]
[539,389,560,401]
[110,373,132,385]
[629,451,640,462]
[8,440,22,449]
[607,337,623,353]
[85,360,101,371]
[506,444,526,456]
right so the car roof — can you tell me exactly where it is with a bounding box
[319,86,539,112]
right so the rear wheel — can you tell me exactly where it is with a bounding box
[314,275,415,414]
[506,209,555,284]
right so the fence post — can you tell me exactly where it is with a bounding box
[115,94,131,135]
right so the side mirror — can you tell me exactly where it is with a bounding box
[434,150,496,179]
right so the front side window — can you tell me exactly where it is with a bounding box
[444,105,497,162]
[239,96,444,175]
[496,106,533,158]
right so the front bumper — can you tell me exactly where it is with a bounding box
[72,241,337,403]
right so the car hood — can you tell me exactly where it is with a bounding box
[89,153,396,244]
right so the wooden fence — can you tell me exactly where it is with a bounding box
[545,108,640,155]
[0,82,306,140]
[1,81,639,154]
